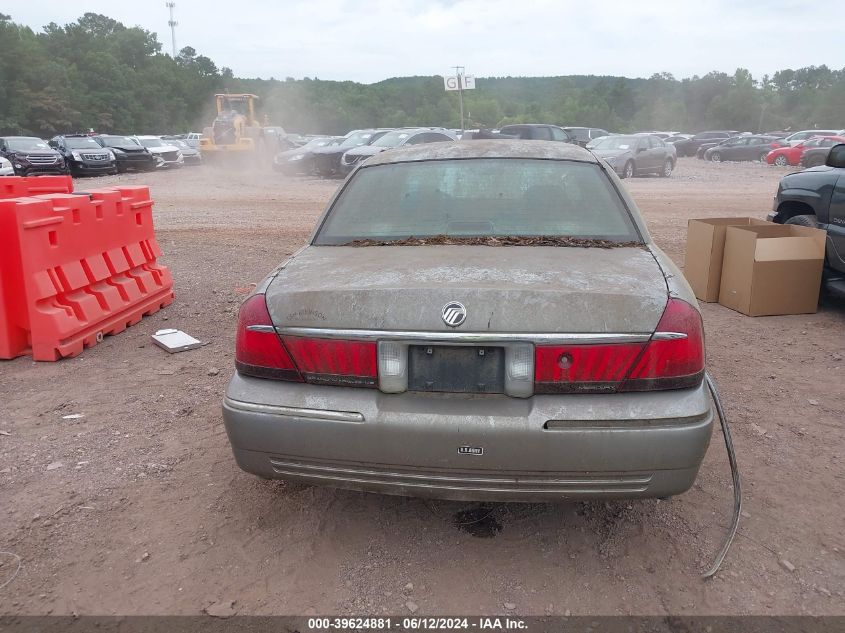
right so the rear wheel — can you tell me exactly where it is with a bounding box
[774,154,789,167]
[710,151,722,162]
[660,159,673,177]
[785,214,818,228]
[622,161,634,179]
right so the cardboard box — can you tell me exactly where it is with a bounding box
[718,224,827,316]
[684,218,771,302]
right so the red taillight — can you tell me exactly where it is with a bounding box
[235,294,302,382]
[281,336,377,387]
[621,298,705,391]
[535,343,645,393]
[235,295,377,387]
[534,298,704,394]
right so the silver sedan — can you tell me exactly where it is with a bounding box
[223,141,712,502]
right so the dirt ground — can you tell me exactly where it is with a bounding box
[1,158,843,617]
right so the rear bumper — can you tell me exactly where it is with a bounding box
[222,374,714,502]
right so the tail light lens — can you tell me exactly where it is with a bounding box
[534,298,704,394]
[235,294,302,382]
[281,336,377,387]
[235,294,377,387]
[620,298,704,391]
[535,343,645,393]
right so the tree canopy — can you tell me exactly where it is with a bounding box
[1,13,843,137]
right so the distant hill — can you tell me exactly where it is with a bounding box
[2,12,843,136]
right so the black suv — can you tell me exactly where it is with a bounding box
[49,135,117,176]
[92,135,156,172]
[769,143,845,297]
[0,136,68,176]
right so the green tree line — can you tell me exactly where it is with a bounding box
[2,12,843,137]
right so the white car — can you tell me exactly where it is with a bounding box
[784,129,845,147]
[184,132,202,149]
[0,155,13,176]
[132,135,184,168]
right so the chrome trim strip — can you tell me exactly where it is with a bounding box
[276,326,652,345]
[652,332,688,340]
[268,458,653,485]
[224,397,364,423]
[246,324,277,333]
[267,467,650,494]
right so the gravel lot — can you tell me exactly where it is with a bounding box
[1,158,843,616]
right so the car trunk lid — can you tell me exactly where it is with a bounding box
[265,245,668,334]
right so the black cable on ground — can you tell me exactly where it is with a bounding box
[702,371,742,579]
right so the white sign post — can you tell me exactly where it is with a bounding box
[444,69,475,133]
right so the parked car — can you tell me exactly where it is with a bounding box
[664,134,693,148]
[340,128,457,174]
[312,129,391,178]
[133,136,184,169]
[273,136,343,175]
[767,136,845,167]
[783,129,845,147]
[93,135,156,172]
[48,134,117,176]
[673,131,739,157]
[0,155,14,176]
[588,134,675,178]
[702,135,786,162]
[164,138,202,165]
[563,127,611,147]
[768,143,845,297]
[799,137,845,168]
[223,140,711,501]
[490,123,574,142]
[637,131,680,139]
[0,136,68,176]
[183,132,202,148]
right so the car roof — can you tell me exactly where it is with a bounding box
[362,140,598,167]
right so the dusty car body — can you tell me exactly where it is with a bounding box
[223,141,713,502]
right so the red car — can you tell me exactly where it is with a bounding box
[766,135,845,167]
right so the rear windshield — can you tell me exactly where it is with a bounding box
[313,158,640,244]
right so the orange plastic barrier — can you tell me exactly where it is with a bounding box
[0,186,174,360]
[0,175,73,199]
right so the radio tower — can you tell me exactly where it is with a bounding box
[166,2,178,58]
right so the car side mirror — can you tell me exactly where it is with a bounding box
[826,143,845,168]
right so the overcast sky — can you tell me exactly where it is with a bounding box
[8,0,843,83]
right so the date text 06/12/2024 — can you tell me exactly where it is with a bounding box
[307,617,528,630]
